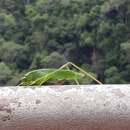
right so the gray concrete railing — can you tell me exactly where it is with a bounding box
[0,85,130,130]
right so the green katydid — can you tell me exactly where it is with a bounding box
[19,62,103,86]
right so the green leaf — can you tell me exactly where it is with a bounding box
[20,69,84,86]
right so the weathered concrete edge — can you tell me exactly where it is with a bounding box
[0,85,130,130]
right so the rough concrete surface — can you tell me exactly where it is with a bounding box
[0,85,130,130]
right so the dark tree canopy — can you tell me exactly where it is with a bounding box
[0,0,130,85]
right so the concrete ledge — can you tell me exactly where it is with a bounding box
[0,85,130,130]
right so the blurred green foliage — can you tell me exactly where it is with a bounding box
[0,0,130,85]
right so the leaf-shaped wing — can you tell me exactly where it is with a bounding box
[20,69,84,86]
[20,69,55,86]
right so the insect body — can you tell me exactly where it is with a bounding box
[19,62,102,86]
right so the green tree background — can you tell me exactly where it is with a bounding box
[0,0,130,85]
